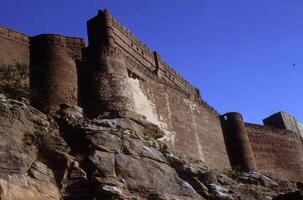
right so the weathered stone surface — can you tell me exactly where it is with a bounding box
[0,97,301,200]
[85,131,122,153]
[122,138,167,163]
[28,161,56,183]
[115,154,202,199]
[0,175,60,200]
[0,96,41,176]
[88,150,116,182]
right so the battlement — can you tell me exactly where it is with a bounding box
[0,26,29,46]
[98,10,199,97]
[102,10,155,59]
[155,52,198,95]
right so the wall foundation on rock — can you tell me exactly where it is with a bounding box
[0,9,302,180]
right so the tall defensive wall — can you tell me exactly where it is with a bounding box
[83,10,231,170]
[0,10,302,180]
[0,26,30,66]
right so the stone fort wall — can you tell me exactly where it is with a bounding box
[0,26,30,66]
[245,123,303,181]
[0,9,302,180]
[85,10,230,170]
[221,112,303,181]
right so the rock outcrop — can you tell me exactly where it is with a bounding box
[0,94,301,200]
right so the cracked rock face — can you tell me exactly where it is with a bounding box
[0,95,60,200]
[0,95,302,200]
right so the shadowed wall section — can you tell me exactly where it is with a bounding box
[30,34,85,113]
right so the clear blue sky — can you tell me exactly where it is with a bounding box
[1,0,302,124]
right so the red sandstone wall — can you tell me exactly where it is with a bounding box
[101,11,230,170]
[129,71,230,169]
[245,123,303,181]
[189,99,230,169]
[65,37,86,61]
[0,26,30,66]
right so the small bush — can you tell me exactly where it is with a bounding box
[228,166,243,180]
[0,63,29,99]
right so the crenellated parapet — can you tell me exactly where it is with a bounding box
[103,9,155,59]
[154,52,200,97]
[98,10,200,99]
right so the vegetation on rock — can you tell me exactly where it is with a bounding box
[0,63,29,99]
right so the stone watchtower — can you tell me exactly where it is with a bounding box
[220,112,257,171]
[83,10,135,117]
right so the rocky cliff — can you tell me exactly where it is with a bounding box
[0,94,301,200]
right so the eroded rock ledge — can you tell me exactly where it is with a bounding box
[0,94,301,200]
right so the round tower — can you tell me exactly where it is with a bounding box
[221,112,257,171]
[83,10,134,117]
[30,34,78,113]
[84,46,134,116]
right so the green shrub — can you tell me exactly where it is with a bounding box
[0,63,29,99]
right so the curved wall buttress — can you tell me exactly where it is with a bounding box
[84,10,134,117]
[30,35,78,113]
[221,112,257,171]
